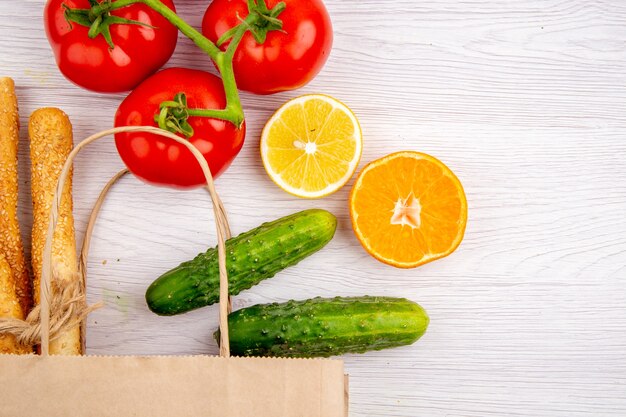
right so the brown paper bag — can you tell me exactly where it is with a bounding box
[0,355,347,416]
[0,127,348,417]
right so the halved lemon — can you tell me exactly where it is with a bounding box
[261,94,362,199]
[350,151,468,268]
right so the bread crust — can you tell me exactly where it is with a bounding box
[0,255,29,354]
[0,77,32,315]
[29,107,81,355]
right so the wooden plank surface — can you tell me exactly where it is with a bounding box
[1,0,625,415]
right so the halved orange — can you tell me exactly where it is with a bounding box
[349,151,467,268]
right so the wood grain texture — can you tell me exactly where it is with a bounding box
[1,0,626,415]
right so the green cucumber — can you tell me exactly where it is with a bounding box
[215,296,429,358]
[146,209,337,316]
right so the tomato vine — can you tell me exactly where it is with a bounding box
[64,0,287,130]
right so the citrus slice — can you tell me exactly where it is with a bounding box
[349,151,467,268]
[261,94,362,198]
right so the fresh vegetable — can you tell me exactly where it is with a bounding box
[114,68,246,188]
[29,108,82,355]
[146,209,337,315]
[44,0,178,93]
[350,151,468,268]
[202,0,333,94]
[261,94,362,198]
[215,296,429,358]
[53,0,292,185]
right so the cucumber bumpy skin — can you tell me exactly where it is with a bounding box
[215,296,429,358]
[146,209,337,316]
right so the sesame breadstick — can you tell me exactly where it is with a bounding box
[29,108,81,355]
[0,255,29,354]
[0,77,32,315]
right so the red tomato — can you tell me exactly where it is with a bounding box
[202,0,333,94]
[44,0,178,93]
[114,68,246,188]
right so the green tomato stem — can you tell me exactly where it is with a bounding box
[78,0,284,130]
[97,0,246,127]
[187,108,243,126]
[214,18,256,127]
[96,0,222,60]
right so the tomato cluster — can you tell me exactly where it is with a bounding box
[44,0,333,188]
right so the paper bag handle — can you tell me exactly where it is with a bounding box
[41,126,232,357]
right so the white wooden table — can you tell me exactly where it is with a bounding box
[2,1,625,415]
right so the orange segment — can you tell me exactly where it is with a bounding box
[349,151,467,268]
